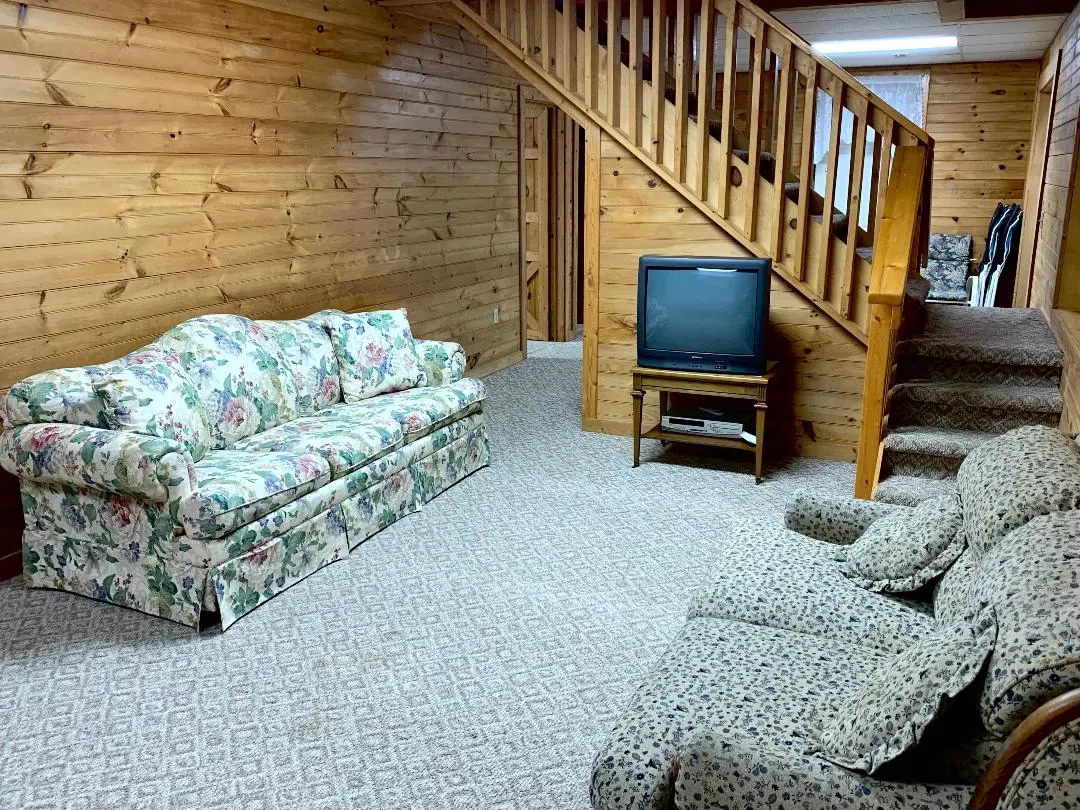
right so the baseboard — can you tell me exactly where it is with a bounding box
[475,350,524,378]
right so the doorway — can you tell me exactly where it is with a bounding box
[518,86,585,346]
[1015,52,1060,308]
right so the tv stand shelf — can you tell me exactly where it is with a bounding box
[631,362,779,483]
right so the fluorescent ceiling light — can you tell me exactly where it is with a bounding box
[812,35,958,56]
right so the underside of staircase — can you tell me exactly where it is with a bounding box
[873,305,1065,506]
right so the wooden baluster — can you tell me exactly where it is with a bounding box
[673,0,691,181]
[519,0,530,56]
[628,0,643,145]
[770,39,793,260]
[840,96,869,318]
[743,12,766,242]
[541,0,553,71]
[562,0,577,93]
[792,62,817,282]
[650,0,667,165]
[694,0,715,197]
[499,0,509,36]
[814,77,844,300]
[607,0,622,129]
[873,117,894,241]
[585,0,598,106]
[480,0,490,26]
[716,1,737,217]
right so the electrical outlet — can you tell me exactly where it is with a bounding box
[492,307,500,324]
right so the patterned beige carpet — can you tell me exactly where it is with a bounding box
[0,342,854,809]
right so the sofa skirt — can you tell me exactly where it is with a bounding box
[19,415,491,630]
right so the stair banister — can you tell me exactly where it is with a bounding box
[854,145,929,500]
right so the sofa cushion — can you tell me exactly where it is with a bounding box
[315,309,426,402]
[592,618,976,810]
[93,345,211,462]
[1,366,109,430]
[957,425,1080,560]
[180,449,330,540]
[966,511,1080,734]
[815,606,996,774]
[923,259,969,301]
[838,495,966,593]
[688,517,934,653]
[784,488,904,545]
[156,314,301,448]
[258,319,341,415]
[934,549,978,626]
[229,413,402,479]
[312,378,486,443]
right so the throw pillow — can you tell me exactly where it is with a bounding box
[319,309,427,402]
[839,495,966,593]
[94,345,211,461]
[814,605,997,774]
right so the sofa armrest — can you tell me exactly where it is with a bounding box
[0,423,196,503]
[970,689,1080,810]
[415,339,467,386]
[784,489,908,545]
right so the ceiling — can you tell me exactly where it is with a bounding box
[773,0,1067,66]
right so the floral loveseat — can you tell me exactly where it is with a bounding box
[0,309,489,630]
[592,424,1080,810]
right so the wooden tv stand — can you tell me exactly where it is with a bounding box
[631,362,779,483]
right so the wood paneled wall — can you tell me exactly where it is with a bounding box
[1033,6,1080,316]
[858,62,1039,262]
[0,0,523,390]
[585,132,866,461]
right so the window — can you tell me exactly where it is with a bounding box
[813,71,929,228]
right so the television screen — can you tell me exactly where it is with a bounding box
[643,267,759,356]
[636,256,770,374]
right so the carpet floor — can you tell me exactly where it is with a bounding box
[0,342,854,810]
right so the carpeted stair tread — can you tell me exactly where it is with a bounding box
[731,148,776,183]
[883,426,997,459]
[891,380,1063,414]
[898,305,1064,369]
[874,474,957,507]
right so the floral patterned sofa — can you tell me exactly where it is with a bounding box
[592,424,1080,810]
[0,309,490,630]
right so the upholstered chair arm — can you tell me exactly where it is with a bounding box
[784,489,909,545]
[415,339,467,386]
[969,689,1080,810]
[0,423,196,503]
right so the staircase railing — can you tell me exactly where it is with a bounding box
[853,145,929,499]
[447,0,933,342]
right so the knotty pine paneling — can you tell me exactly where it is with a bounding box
[586,133,866,462]
[0,0,523,389]
[0,0,525,578]
[1033,8,1080,316]
[858,61,1039,262]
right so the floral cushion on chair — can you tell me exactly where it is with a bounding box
[838,494,966,593]
[316,309,427,402]
[814,605,997,774]
[928,233,972,263]
[922,259,969,302]
[94,345,211,462]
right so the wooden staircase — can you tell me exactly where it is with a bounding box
[401,0,934,494]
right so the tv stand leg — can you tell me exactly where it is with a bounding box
[632,388,644,467]
[754,402,767,483]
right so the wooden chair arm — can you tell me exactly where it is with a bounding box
[968,688,1080,810]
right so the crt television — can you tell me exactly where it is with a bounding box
[636,255,771,374]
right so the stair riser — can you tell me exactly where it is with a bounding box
[897,357,1062,389]
[891,402,1061,433]
[884,451,964,481]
